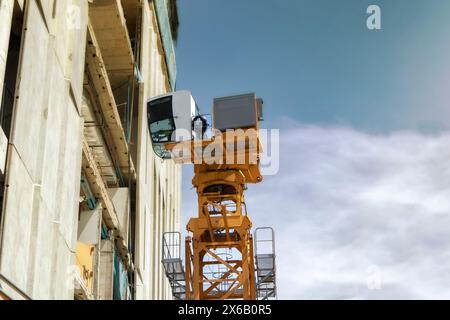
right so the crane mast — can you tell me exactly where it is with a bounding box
[184,130,262,300]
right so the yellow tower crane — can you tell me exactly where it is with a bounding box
[148,92,276,300]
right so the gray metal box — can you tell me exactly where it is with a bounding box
[256,98,264,121]
[213,93,257,131]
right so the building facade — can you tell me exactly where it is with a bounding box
[0,0,181,300]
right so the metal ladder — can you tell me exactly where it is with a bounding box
[254,227,277,300]
[161,232,187,300]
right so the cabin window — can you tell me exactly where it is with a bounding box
[148,96,176,143]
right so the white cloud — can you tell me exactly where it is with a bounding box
[182,122,450,299]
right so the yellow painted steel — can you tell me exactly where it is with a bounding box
[169,124,263,300]
[75,242,95,293]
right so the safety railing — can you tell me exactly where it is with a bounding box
[254,227,277,300]
[161,232,186,300]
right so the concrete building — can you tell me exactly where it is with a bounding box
[0,0,181,300]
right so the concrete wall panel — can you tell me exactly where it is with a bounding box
[51,230,76,299]
[68,0,89,112]
[0,0,14,101]
[9,0,50,183]
[0,147,35,294]
[98,239,114,300]
[0,0,86,299]
[40,51,69,217]
[133,1,181,300]
[51,0,88,112]
[37,0,55,32]
[0,0,180,300]
[56,96,83,250]
[29,190,55,299]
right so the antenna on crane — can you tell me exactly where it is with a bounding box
[148,91,277,300]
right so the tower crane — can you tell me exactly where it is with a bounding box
[147,91,276,300]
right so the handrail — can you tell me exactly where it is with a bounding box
[254,227,276,256]
[0,273,32,300]
[162,232,181,261]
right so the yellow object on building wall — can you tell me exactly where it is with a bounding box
[76,242,95,294]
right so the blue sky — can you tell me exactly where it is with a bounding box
[176,0,450,132]
[174,1,450,299]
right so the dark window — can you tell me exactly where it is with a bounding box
[148,96,175,143]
